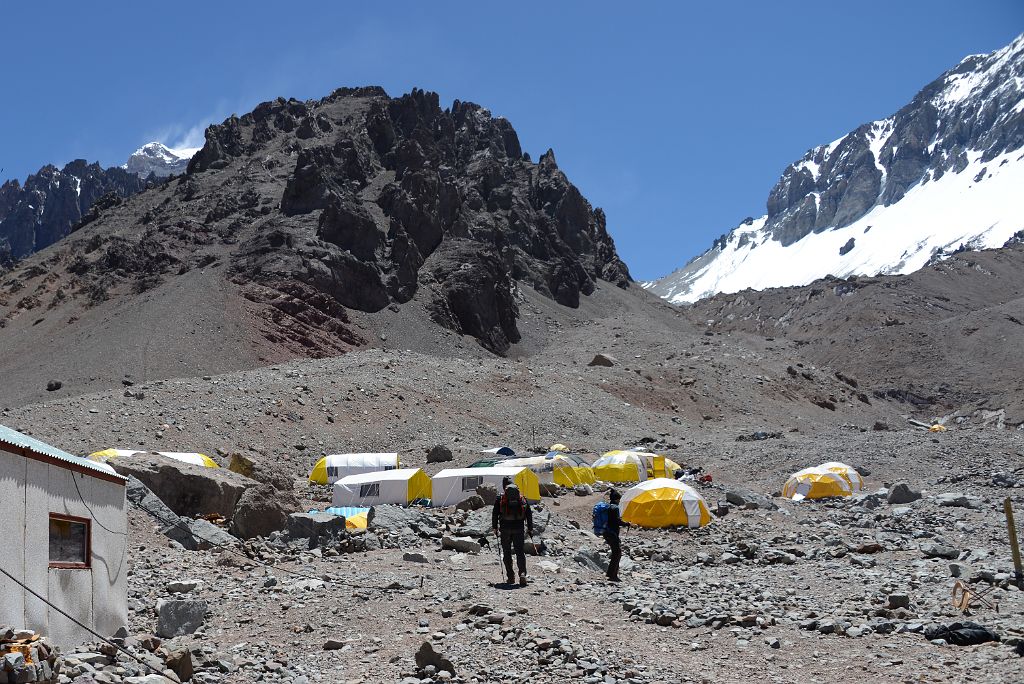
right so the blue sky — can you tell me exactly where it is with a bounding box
[1,3,1021,279]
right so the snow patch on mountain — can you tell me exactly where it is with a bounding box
[646,148,1023,303]
[646,33,1024,304]
[124,142,199,178]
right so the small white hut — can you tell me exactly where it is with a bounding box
[0,425,128,646]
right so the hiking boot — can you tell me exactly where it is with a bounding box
[506,575,516,585]
[519,572,527,587]
[607,575,621,583]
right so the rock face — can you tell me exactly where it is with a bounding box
[0,160,150,261]
[648,34,1024,303]
[191,87,630,353]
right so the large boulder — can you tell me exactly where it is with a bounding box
[155,600,207,638]
[229,484,294,539]
[426,445,454,463]
[113,455,257,518]
[287,512,347,540]
[126,476,200,549]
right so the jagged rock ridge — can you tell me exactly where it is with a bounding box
[648,33,1024,303]
[0,86,631,358]
[0,161,150,263]
[187,86,630,352]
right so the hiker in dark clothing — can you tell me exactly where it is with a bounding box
[492,476,534,586]
[604,489,630,582]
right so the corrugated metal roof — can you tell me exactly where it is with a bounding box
[0,424,127,481]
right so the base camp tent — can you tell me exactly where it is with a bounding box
[620,478,711,528]
[819,461,864,492]
[332,468,432,507]
[482,446,516,457]
[592,451,648,483]
[499,453,596,488]
[431,466,540,507]
[88,449,219,468]
[782,466,853,500]
[309,453,400,485]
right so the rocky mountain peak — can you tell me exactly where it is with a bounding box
[648,33,1024,304]
[125,142,199,178]
[5,86,630,357]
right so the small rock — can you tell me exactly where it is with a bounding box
[887,483,922,504]
[426,445,454,464]
[588,354,617,367]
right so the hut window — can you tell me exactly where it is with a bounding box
[461,476,483,491]
[49,514,90,568]
[359,483,380,497]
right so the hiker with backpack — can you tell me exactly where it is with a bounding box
[492,476,534,586]
[593,488,630,582]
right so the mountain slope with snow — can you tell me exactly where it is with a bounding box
[648,33,1024,304]
[125,142,199,178]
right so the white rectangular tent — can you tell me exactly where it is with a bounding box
[310,452,400,485]
[332,468,431,507]
[431,466,539,507]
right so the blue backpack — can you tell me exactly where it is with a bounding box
[592,502,612,535]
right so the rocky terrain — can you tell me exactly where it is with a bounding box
[648,32,1024,303]
[0,161,152,263]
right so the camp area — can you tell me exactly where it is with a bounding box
[309,452,401,484]
[331,467,431,507]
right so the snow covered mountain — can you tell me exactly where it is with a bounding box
[124,142,199,178]
[647,33,1024,304]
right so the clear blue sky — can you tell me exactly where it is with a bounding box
[1,2,1021,280]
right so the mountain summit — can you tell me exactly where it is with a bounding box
[648,33,1024,304]
[125,142,199,178]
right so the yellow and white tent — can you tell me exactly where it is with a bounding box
[819,461,864,492]
[620,478,711,528]
[309,453,400,485]
[431,466,540,507]
[88,449,219,468]
[332,468,432,507]
[498,453,596,488]
[592,451,648,483]
[782,466,852,500]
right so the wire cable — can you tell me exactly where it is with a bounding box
[72,472,127,536]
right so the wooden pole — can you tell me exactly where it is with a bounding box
[1004,498,1023,588]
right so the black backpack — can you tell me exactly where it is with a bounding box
[500,484,527,521]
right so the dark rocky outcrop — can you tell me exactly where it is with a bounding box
[0,161,151,260]
[198,87,630,353]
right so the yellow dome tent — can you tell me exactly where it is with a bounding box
[550,443,568,452]
[819,461,864,492]
[88,449,219,468]
[620,478,711,528]
[592,451,648,483]
[499,452,595,488]
[782,466,852,500]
